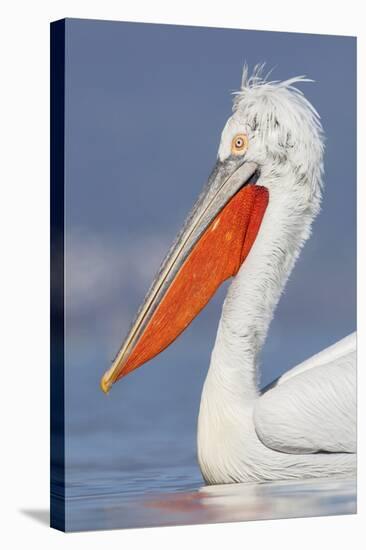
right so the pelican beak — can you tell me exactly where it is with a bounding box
[100,158,269,393]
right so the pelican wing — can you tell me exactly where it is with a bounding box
[254,333,356,454]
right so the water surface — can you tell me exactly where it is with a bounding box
[64,434,356,532]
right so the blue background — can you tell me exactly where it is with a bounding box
[63,19,356,512]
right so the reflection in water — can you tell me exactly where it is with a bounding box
[62,380,357,532]
[65,476,356,532]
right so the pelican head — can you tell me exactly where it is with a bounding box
[101,65,324,393]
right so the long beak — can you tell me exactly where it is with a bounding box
[101,158,269,393]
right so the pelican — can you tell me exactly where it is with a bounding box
[101,66,356,484]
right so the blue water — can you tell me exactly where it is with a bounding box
[63,425,356,532]
[65,456,356,531]
[62,341,356,532]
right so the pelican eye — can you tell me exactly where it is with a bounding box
[231,133,249,155]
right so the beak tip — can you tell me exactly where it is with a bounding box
[100,373,112,394]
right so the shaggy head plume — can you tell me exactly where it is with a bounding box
[218,64,325,209]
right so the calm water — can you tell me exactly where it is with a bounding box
[62,359,356,532]
[63,429,356,532]
[66,475,356,532]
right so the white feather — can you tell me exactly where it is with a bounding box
[197,67,356,484]
[255,348,356,454]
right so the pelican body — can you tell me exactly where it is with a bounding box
[101,67,356,484]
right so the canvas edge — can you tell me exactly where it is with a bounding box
[50,18,66,532]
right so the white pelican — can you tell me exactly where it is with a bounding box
[101,66,356,484]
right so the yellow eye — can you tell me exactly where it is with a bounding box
[231,133,249,155]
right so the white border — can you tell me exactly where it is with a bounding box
[1,1,364,548]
